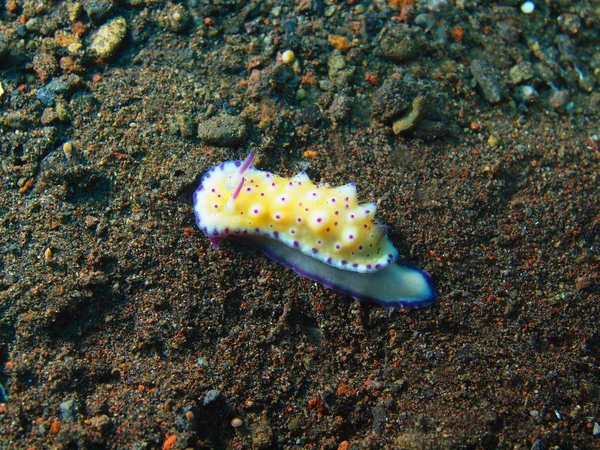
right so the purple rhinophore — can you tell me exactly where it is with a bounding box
[239,151,255,174]
[231,176,246,202]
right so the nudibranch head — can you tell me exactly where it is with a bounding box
[193,152,399,273]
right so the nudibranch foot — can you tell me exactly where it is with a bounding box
[240,235,437,309]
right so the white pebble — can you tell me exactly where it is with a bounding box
[281,50,295,64]
[231,417,243,428]
[521,1,535,14]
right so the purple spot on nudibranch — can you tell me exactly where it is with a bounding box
[349,235,354,239]
[312,248,318,254]
[274,231,279,238]
[341,260,347,265]
[365,210,370,214]
[331,198,336,203]
[255,228,260,232]
[317,218,322,223]
[254,209,259,214]
[375,264,382,269]
[350,214,355,219]
[335,211,339,215]
[234,161,241,167]
[353,263,358,268]
[205,174,211,178]
[291,230,296,234]
[358,245,363,250]
[214,205,218,209]
[327,258,332,264]
[367,264,372,270]
[297,218,302,223]
[275,214,281,219]
[211,188,216,192]
[293,241,299,247]
[335,244,340,250]
[317,240,322,244]
[246,187,252,191]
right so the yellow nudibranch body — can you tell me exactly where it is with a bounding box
[193,152,398,273]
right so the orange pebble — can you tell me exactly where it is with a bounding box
[338,441,350,450]
[450,25,464,42]
[50,421,61,434]
[328,34,351,52]
[163,435,177,450]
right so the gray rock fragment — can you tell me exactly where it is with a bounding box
[471,59,503,104]
[203,389,221,405]
[59,398,80,422]
[197,115,247,147]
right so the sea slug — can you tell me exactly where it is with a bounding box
[193,152,437,309]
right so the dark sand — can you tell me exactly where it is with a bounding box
[1,1,599,448]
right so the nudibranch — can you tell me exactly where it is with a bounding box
[193,152,437,309]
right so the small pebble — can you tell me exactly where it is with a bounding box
[281,50,295,64]
[89,16,127,59]
[593,422,600,436]
[44,248,53,261]
[231,417,243,428]
[63,142,73,160]
[521,1,535,14]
